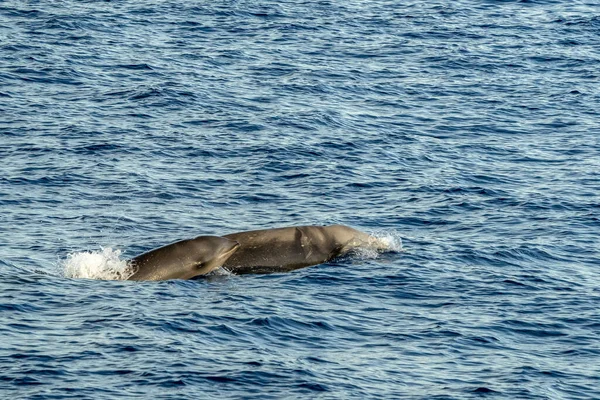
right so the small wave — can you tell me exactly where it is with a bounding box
[61,248,133,280]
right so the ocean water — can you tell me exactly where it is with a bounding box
[1,0,599,398]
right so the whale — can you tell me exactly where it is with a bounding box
[127,236,240,281]
[221,224,388,274]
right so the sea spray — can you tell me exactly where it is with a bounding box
[372,230,403,253]
[350,230,403,259]
[62,247,133,280]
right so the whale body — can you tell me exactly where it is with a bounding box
[222,224,387,274]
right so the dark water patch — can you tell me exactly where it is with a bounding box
[1,8,44,18]
[116,63,154,71]
[496,319,569,338]
[502,279,528,287]
[2,174,92,187]
[472,386,498,393]
[4,376,45,386]
[296,382,328,392]
[73,143,124,154]
[247,316,334,333]
[205,375,237,383]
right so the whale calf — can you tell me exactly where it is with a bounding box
[127,236,240,281]
[222,224,388,274]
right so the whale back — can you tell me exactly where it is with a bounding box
[222,224,384,274]
[324,224,388,255]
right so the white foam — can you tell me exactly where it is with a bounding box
[372,230,403,252]
[351,230,403,259]
[209,267,235,276]
[62,247,133,280]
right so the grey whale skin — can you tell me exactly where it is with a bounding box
[127,236,240,281]
[222,224,388,274]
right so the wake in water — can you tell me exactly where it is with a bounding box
[62,248,134,280]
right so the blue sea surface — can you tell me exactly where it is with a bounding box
[1,0,599,398]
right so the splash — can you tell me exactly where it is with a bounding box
[352,230,403,259]
[62,247,133,280]
[371,230,403,252]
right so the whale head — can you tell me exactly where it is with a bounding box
[128,235,240,281]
